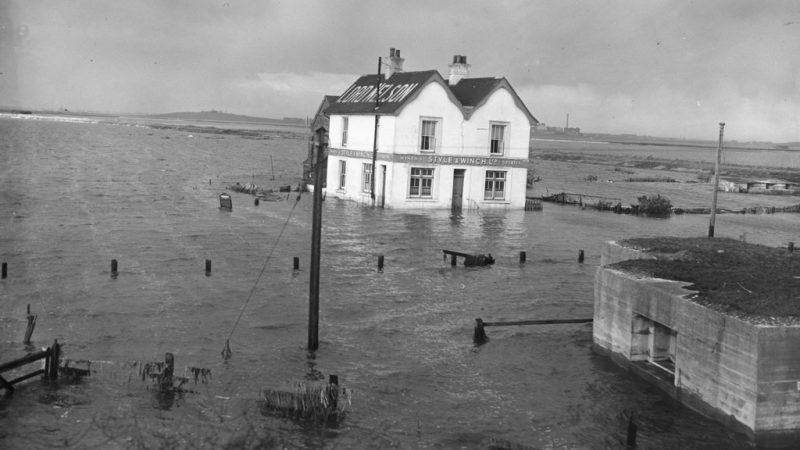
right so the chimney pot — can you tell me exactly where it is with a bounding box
[386,47,405,78]
[448,54,470,85]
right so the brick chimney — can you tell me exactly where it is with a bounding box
[448,55,470,85]
[385,48,404,79]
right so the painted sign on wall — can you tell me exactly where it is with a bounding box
[337,83,420,104]
[329,147,527,167]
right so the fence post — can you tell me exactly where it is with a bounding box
[23,304,36,345]
[474,318,487,344]
[46,340,60,379]
[626,413,637,448]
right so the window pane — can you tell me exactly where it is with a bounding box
[420,120,437,151]
[342,117,349,146]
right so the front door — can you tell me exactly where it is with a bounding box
[451,169,465,212]
[379,165,386,208]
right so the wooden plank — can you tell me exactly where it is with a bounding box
[0,349,50,373]
[483,318,593,327]
[0,374,14,393]
[8,369,44,385]
[442,249,471,258]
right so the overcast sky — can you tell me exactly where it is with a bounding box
[1,0,798,142]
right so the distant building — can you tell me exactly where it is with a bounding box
[718,177,799,194]
[323,48,537,210]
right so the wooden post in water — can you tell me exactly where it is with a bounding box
[328,374,339,409]
[1,262,6,279]
[293,257,300,271]
[520,251,526,263]
[578,250,585,263]
[111,259,118,277]
[270,155,275,181]
[474,318,488,344]
[708,123,725,238]
[23,304,36,345]
[205,259,212,276]
[308,127,326,351]
[626,413,637,448]
[46,340,60,379]
[378,255,384,272]
[370,57,382,207]
[789,242,794,253]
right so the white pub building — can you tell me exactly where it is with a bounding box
[324,48,537,210]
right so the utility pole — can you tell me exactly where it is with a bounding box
[308,127,326,350]
[708,122,725,238]
[370,57,381,206]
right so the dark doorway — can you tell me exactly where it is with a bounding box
[378,165,386,208]
[451,169,465,212]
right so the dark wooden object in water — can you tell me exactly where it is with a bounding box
[442,249,495,267]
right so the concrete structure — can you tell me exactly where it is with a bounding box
[323,48,537,210]
[594,241,800,444]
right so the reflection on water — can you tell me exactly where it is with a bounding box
[0,117,795,448]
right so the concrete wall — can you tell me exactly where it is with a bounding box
[756,326,800,432]
[595,240,800,439]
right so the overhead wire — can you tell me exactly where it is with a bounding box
[221,189,302,360]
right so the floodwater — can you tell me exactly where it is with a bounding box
[1,116,797,449]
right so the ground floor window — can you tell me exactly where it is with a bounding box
[409,167,434,198]
[484,170,506,200]
[338,160,346,190]
[362,163,373,193]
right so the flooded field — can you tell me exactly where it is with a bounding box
[0,116,797,448]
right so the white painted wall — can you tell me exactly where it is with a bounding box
[462,88,531,159]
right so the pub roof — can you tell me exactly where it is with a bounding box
[325,70,538,125]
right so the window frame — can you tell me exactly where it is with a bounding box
[484,170,507,200]
[489,122,508,155]
[338,160,347,190]
[408,167,435,199]
[419,117,441,153]
[362,163,373,193]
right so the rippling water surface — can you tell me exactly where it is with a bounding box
[1,117,797,449]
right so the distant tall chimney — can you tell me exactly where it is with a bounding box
[386,48,404,79]
[448,55,470,85]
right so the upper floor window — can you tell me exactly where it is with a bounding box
[420,118,439,152]
[409,167,434,198]
[490,123,507,155]
[341,116,349,147]
[484,170,506,200]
